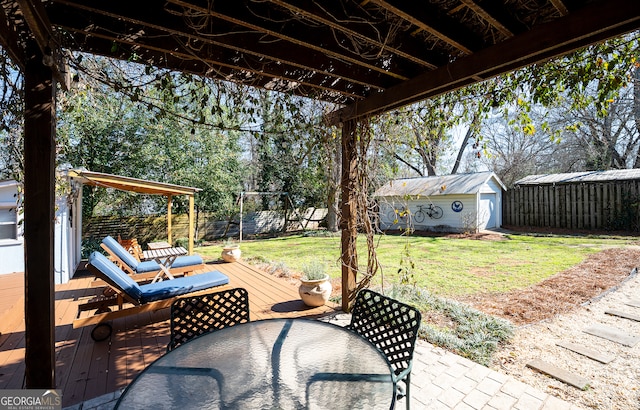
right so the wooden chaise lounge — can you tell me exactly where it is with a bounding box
[75,251,229,341]
[99,235,205,283]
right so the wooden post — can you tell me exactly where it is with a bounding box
[340,119,358,312]
[188,194,195,254]
[239,192,244,242]
[167,194,173,244]
[23,39,56,388]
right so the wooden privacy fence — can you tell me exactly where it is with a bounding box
[503,181,640,231]
[83,208,328,245]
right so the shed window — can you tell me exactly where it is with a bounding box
[0,205,17,240]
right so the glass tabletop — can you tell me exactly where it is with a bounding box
[116,318,395,409]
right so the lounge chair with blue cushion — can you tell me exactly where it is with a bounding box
[75,251,230,341]
[100,235,205,282]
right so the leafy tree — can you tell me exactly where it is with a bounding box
[58,79,150,216]
[480,35,640,180]
[0,48,24,181]
[374,97,459,177]
[141,75,244,217]
[249,90,333,219]
[479,109,565,187]
[59,56,244,218]
[507,34,639,117]
[60,54,339,232]
[370,87,493,183]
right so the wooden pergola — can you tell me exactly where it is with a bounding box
[0,0,639,389]
[67,169,202,254]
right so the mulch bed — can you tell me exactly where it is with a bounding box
[458,247,640,325]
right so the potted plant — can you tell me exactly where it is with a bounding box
[221,239,241,262]
[298,262,332,307]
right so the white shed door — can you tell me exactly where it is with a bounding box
[480,193,496,229]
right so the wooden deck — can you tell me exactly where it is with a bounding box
[0,260,340,407]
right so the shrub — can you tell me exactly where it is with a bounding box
[386,285,514,366]
[301,261,328,280]
[174,237,189,248]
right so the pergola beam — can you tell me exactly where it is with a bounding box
[459,0,514,38]
[367,0,478,55]
[328,0,640,124]
[58,24,367,102]
[16,0,68,90]
[266,0,439,70]
[0,3,25,70]
[167,0,413,81]
[51,0,387,96]
[550,0,570,16]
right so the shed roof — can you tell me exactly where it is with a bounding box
[514,169,640,186]
[374,172,504,197]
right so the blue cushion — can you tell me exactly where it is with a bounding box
[136,260,162,273]
[139,270,230,303]
[89,252,144,303]
[102,236,203,274]
[102,236,140,270]
[171,254,203,268]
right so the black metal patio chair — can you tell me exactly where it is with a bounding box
[347,288,422,410]
[168,287,250,351]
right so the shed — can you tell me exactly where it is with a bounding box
[505,169,640,231]
[0,180,23,275]
[375,172,506,233]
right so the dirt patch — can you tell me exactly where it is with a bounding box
[459,247,640,326]
[422,309,457,330]
[398,230,509,241]
[444,232,509,241]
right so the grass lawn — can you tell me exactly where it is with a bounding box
[197,231,639,365]
[196,232,638,298]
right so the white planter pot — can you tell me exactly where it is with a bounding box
[299,274,332,307]
[221,245,241,262]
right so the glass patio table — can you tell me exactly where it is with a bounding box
[115,318,395,409]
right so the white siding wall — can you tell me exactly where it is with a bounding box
[55,186,86,284]
[0,182,24,275]
[377,175,504,233]
[54,197,75,284]
[380,194,478,232]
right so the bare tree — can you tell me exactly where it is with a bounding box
[481,111,564,187]
[543,67,640,171]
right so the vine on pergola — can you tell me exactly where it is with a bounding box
[340,118,382,304]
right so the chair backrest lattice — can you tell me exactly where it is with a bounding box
[168,287,250,351]
[347,289,422,377]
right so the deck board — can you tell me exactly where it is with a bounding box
[0,259,339,407]
[0,272,24,314]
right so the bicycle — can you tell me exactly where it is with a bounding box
[414,203,443,222]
